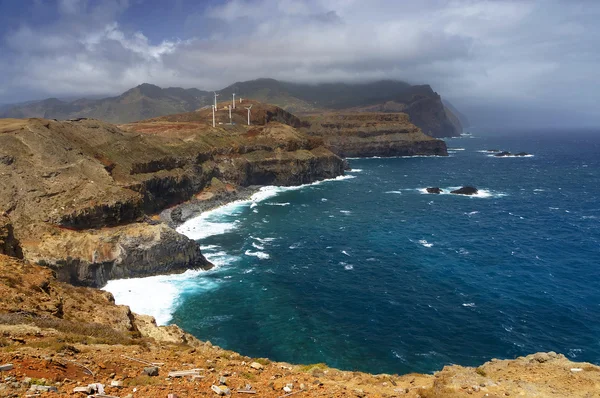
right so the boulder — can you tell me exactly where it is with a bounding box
[451,186,478,196]
[494,151,512,157]
[143,366,159,377]
[426,187,443,194]
[515,152,531,156]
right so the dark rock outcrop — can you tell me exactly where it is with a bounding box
[426,187,443,194]
[451,186,478,195]
[0,215,23,258]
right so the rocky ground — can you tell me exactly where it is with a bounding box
[2,254,599,398]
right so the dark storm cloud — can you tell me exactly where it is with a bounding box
[0,0,598,126]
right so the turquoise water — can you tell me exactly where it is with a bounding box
[111,130,600,375]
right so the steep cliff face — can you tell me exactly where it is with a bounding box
[0,108,345,285]
[345,93,461,138]
[300,112,448,157]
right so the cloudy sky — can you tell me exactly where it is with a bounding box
[0,0,598,127]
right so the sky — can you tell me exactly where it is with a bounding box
[0,0,598,127]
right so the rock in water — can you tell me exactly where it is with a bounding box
[515,152,531,156]
[494,151,512,157]
[426,187,443,194]
[451,186,478,195]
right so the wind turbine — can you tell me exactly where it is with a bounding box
[232,93,236,109]
[213,92,219,110]
[245,104,253,126]
[212,105,215,127]
[228,105,232,124]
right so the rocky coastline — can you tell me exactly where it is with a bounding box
[1,106,598,397]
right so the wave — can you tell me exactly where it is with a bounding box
[177,175,355,241]
[245,250,270,259]
[345,155,447,160]
[487,154,534,158]
[252,242,264,250]
[348,169,363,172]
[411,187,507,199]
[449,148,465,151]
[265,202,290,206]
[418,239,434,248]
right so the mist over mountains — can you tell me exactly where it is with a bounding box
[0,78,466,138]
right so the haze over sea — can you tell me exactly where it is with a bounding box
[106,129,600,375]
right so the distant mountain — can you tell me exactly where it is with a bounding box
[0,79,463,137]
[0,84,212,124]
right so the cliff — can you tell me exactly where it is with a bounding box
[300,112,448,157]
[1,254,598,398]
[0,107,345,287]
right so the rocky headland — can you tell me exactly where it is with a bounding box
[0,103,345,287]
[299,112,448,158]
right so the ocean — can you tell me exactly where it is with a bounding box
[105,129,600,375]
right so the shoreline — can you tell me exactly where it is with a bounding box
[104,174,358,326]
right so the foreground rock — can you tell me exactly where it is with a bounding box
[1,254,599,397]
[451,186,478,195]
[0,109,345,285]
[300,112,448,158]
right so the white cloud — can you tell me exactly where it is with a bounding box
[1,0,599,125]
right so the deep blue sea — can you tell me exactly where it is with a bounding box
[106,129,600,375]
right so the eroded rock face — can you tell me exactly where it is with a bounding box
[18,222,211,288]
[0,110,345,285]
[300,112,448,158]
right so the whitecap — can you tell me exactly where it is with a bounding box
[251,236,276,243]
[104,267,222,326]
[419,239,434,248]
[265,202,290,206]
[462,303,476,307]
[385,190,403,194]
[244,250,270,259]
[348,169,363,172]
[342,250,351,256]
[344,264,354,270]
[417,186,507,198]
[449,148,465,151]
[321,198,328,202]
[340,210,352,214]
[252,242,264,250]
[178,175,355,241]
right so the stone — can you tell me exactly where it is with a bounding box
[283,386,293,393]
[249,362,264,370]
[143,366,160,377]
[495,151,512,157]
[73,386,92,394]
[110,380,123,387]
[450,186,478,195]
[219,376,227,385]
[211,384,231,395]
[426,187,443,194]
[0,364,13,371]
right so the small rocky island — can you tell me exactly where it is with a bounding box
[495,151,531,157]
[451,186,479,195]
